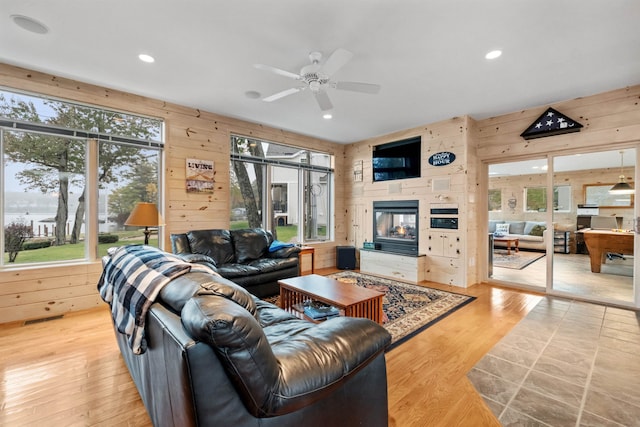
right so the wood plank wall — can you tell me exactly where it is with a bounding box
[0,63,345,324]
[475,85,640,160]
[343,117,473,286]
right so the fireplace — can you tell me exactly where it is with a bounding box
[372,200,419,255]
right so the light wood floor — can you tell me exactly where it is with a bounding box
[0,268,542,426]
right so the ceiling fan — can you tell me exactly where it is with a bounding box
[254,48,381,111]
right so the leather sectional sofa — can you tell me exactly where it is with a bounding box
[100,246,391,427]
[170,228,300,297]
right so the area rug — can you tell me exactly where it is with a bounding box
[268,272,475,351]
[493,250,545,270]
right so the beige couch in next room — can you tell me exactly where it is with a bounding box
[489,220,548,251]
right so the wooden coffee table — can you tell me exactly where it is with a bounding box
[494,236,519,255]
[278,274,384,324]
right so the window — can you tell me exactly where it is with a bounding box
[230,135,333,243]
[488,189,502,211]
[525,185,571,212]
[1,89,163,266]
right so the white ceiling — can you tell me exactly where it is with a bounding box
[1,1,639,145]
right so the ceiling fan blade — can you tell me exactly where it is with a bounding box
[253,63,301,80]
[313,90,333,111]
[321,48,354,77]
[334,81,381,94]
[263,87,302,102]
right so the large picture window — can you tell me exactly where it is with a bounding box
[525,185,571,212]
[230,135,333,243]
[488,189,502,211]
[1,89,163,266]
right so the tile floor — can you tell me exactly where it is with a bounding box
[468,297,640,426]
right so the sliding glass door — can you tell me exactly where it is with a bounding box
[488,158,548,292]
[488,148,639,308]
[551,149,635,305]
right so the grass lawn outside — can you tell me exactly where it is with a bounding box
[3,223,324,265]
[3,235,155,264]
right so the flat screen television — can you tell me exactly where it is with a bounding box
[372,137,421,182]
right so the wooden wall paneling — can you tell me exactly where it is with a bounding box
[343,117,471,287]
[0,264,102,323]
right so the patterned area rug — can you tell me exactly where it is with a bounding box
[269,272,475,351]
[493,250,545,270]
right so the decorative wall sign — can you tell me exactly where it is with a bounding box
[520,107,583,140]
[186,158,215,193]
[428,151,456,167]
[508,193,517,213]
[353,160,363,182]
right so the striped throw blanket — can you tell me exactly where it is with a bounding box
[97,245,216,355]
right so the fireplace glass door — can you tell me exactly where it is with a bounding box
[373,200,419,254]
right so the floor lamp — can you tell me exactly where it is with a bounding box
[125,202,162,245]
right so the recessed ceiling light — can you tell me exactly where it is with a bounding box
[323,113,333,120]
[11,15,49,34]
[138,53,155,63]
[485,50,502,60]
[245,90,261,99]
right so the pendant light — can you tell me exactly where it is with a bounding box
[609,150,635,195]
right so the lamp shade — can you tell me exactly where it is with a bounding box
[125,202,162,227]
[609,150,635,195]
[609,179,635,195]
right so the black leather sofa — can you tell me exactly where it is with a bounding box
[100,248,391,427]
[170,228,300,297]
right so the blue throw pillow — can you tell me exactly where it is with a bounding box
[269,240,294,253]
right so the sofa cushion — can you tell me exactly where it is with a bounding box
[196,277,257,315]
[524,221,546,235]
[506,221,526,235]
[231,228,271,263]
[495,223,510,235]
[187,229,236,265]
[170,233,191,254]
[488,220,505,234]
[529,224,547,236]
[160,271,222,313]
[248,257,299,274]
[216,263,262,278]
[182,296,280,416]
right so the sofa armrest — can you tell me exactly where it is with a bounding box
[182,296,391,418]
[174,253,218,271]
[268,245,301,259]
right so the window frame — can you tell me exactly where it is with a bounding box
[230,135,334,243]
[525,185,571,213]
[0,90,164,268]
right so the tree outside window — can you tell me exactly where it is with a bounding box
[230,135,333,243]
[488,189,502,211]
[525,185,571,212]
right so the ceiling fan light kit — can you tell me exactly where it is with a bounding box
[254,48,381,111]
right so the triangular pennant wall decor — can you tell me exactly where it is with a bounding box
[520,107,583,140]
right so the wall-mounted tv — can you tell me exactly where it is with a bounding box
[372,137,421,182]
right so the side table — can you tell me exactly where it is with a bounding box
[298,246,315,275]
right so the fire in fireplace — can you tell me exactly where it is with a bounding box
[372,200,419,255]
